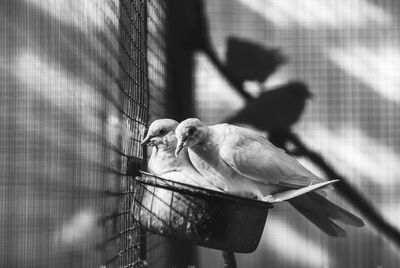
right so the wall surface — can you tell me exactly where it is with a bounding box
[195,0,400,267]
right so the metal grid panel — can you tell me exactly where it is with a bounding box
[103,0,149,267]
[144,0,171,267]
[0,0,151,267]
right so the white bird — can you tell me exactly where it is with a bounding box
[141,119,223,191]
[175,118,364,236]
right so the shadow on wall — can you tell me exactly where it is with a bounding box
[195,0,400,267]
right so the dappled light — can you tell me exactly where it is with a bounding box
[54,209,99,248]
[195,0,400,266]
[195,54,245,122]
[236,0,391,29]
[263,218,331,267]
[329,46,400,103]
[25,0,109,31]
[3,0,400,267]
[301,124,400,187]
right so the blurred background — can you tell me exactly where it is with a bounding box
[1,0,400,267]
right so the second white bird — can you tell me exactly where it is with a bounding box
[175,118,364,236]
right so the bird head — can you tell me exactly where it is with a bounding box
[141,119,179,149]
[175,118,207,156]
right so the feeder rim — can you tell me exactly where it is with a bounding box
[135,171,273,208]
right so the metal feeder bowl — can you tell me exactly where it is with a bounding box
[131,171,273,253]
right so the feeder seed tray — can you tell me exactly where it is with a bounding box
[131,171,273,253]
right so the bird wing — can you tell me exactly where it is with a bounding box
[219,125,323,188]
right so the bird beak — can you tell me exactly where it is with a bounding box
[140,135,152,146]
[175,137,188,157]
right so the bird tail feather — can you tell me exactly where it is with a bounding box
[288,192,364,237]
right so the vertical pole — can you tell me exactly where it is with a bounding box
[165,0,195,119]
[165,0,196,267]
[223,251,237,268]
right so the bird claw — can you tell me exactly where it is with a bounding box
[262,195,275,203]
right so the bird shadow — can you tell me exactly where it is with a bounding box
[227,81,312,149]
[225,36,286,83]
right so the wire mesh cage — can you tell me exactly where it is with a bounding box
[132,172,273,253]
[101,0,149,267]
[1,0,160,267]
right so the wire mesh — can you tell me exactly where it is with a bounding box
[0,0,155,267]
[102,0,149,267]
[142,0,170,267]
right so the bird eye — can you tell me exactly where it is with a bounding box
[159,129,166,135]
[188,127,196,136]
